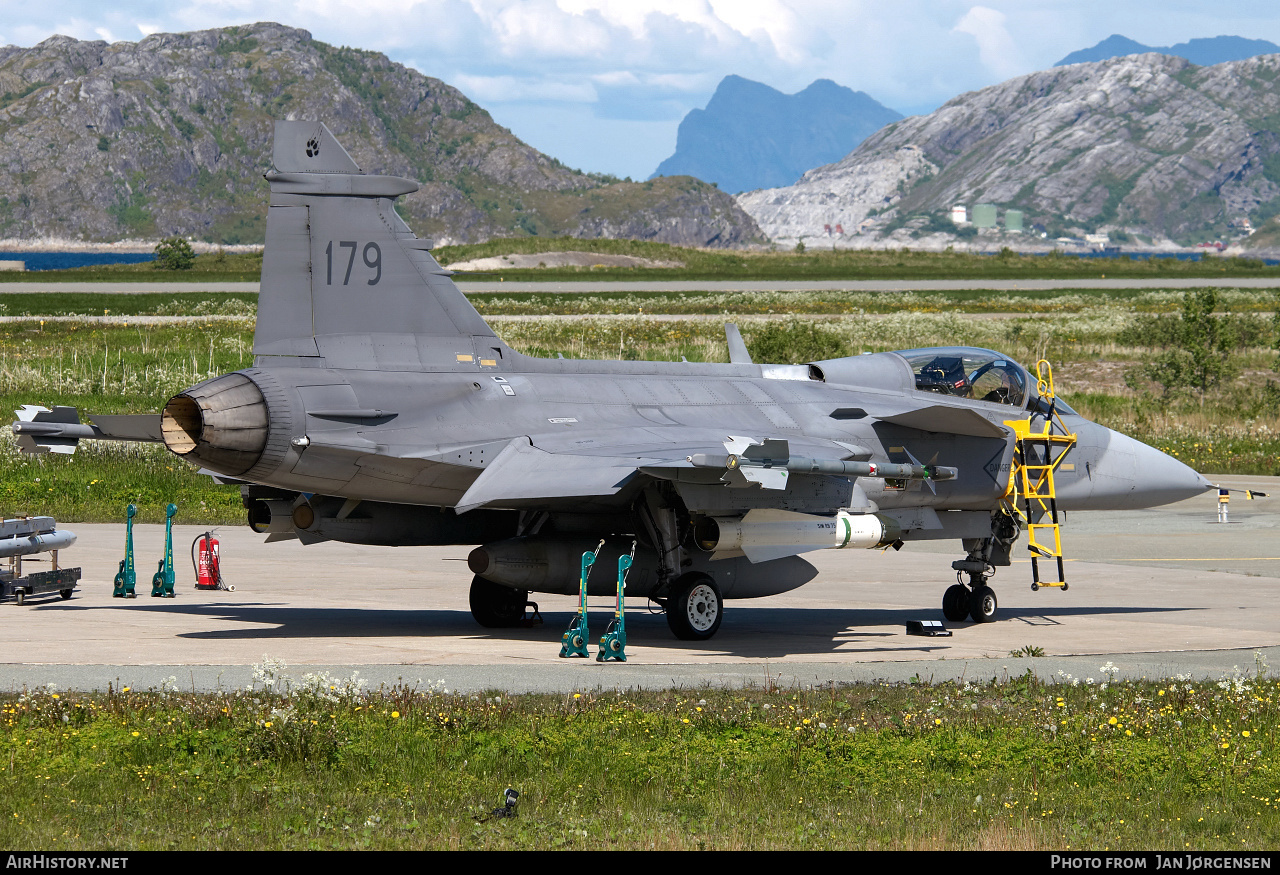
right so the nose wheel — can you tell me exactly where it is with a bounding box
[942,581,999,623]
[968,585,997,623]
[942,584,969,622]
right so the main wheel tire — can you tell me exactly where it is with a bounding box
[665,573,723,641]
[469,575,529,628]
[942,584,970,622]
[60,589,73,600]
[969,585,998,624]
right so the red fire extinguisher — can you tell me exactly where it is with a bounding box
[191,531,234,591]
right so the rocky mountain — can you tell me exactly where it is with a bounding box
[1057,34,1280,68]
[0,23,762,247]
[737,53,1280,248]
[652,75,901,194]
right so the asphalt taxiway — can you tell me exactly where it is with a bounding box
[1,474,1276,693]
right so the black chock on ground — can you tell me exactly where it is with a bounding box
[906,619,952,637]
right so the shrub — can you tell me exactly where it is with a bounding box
[153,237,195,271]
[745,318,848,364]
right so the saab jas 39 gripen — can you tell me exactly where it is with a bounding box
[12,121,1214,640]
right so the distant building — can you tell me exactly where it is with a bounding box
[972,203,997,228]
[1084,233,1110,245]
[1005,210,1024,233]
[950,205,968,224]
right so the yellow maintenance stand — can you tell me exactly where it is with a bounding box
[1004,360,1077,591]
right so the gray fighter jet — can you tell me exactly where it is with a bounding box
[13,121,1214,640]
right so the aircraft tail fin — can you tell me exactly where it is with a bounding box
[255,121,498,366]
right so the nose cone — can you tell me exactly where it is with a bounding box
[1065,428,1214,510]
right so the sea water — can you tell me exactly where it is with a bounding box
[2,252,156,271]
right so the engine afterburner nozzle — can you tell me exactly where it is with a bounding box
[162,373,270,476]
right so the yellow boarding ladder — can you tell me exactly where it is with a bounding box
[1004,361,1077,591]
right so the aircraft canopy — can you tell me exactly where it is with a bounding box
[894,347,1029,408]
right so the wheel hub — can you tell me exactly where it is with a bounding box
[685,583,719,631]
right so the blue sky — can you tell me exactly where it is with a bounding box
[4,1,1280,179]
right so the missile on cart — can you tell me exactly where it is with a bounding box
[0,518,77,558]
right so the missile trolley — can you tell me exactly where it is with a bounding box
[0,516,81,606]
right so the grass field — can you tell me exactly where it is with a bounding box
[3,664,1278,850]
[4,237,1280,282]
[0,287,1276,523]
[437,238,1280,282]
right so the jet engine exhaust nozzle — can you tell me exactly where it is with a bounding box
[162,372,270,476]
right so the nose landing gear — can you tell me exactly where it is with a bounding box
[944,507,1019,624]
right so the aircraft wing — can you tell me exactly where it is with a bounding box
[454,437,644,513]
[454,429,884,514]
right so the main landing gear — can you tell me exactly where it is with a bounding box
[663,572,723,641]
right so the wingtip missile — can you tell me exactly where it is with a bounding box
[11,406,164,454]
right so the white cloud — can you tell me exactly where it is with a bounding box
[477,0,616,60]
[953,5,1025,80]
[136,23,161,37]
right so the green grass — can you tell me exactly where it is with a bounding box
[0,293,258,317]
[466,287,1279,316]
[4,667,1280,849]
[0,287,1274,320]
[441,238,1280,281]
[4,240,1278,283]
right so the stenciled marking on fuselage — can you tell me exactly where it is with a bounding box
[324,240,382,286]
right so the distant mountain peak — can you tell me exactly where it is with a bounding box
[737,53,1280,249]
[1056,33,1280,67]
[652,75,901,194]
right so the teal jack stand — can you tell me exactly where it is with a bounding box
[597,542,635,663]
[151,503,177,598]
[112,504,137,599]
[560,540,604,658]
